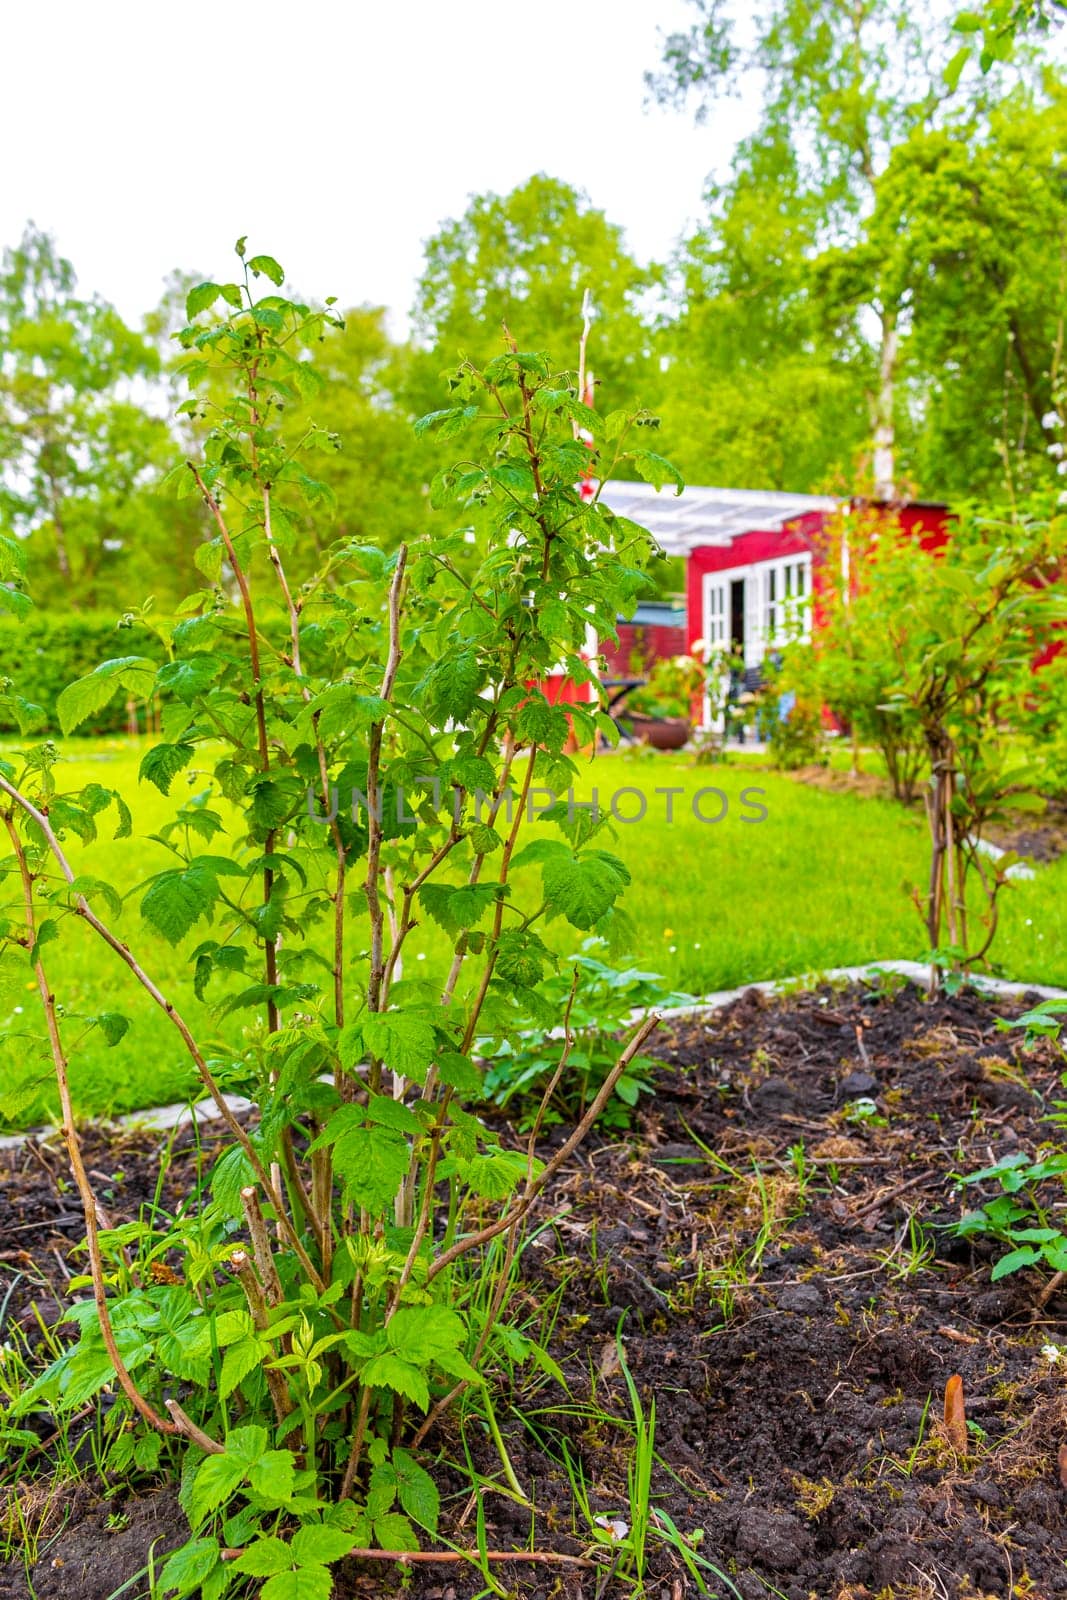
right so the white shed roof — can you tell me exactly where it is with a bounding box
[601,479,840,556]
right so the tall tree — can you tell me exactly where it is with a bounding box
[864,77,1067,498]
[0,225,201,609]
[649,0,970,498]
[411,174,660,418]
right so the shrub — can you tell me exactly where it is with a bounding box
[0,245,680,1592]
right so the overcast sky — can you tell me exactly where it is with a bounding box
[2,0,758,336]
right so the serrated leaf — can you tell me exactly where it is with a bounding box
[386,1304,466,1363]
[413,404,479,440]
[359,1352,430,1410]
[219,1336,265,1398]
[141,863,221,944]
[361,1012,436,1080]
[56,657,158,735]
[290,1523,358,1564]
[230,1536,292,1577]
[541,849,630,930]
[140,741,196,795]
[248,1449,295,1502]
[393,1448,440,1533]
[157,656,224,703]
[186,282,222,319]
[420,652,482,723]
[248,254,285,286]
[261,1568,333,1600]
[373,1511,420,1552]
[187,1452,248,1526]
[91,1011,130,1047]
[159,1536,222,1597]
[630,449,683,494]
[332,1125,409,1213]
[991,1246,1041,1281]
[435,1051,484,1097]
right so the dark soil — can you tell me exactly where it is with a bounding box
[3,980,1067,1600]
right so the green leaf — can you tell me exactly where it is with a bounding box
[248,1449,296,1502]
[248,255,285,286]
[630,450,683,494]
[541,849,631,930]
[140,741,196,795]
[133,1430,163,1472]
[413,404,479,440]
[91,1011,130,1047]
[363,1093,422,1134]
[290,1523,358,1565]
[140,863,222,944]
[332,1125,410,1213]
[186,283,223,319]
[361,1012,436,1080]
[387,1304,466,1364]
[159,1536,222,1597]
[943,44,971,88]
[359,1352,430,1410]
[231,1536,292,1577]
[434,1051,484,1097]
[56,657,158,735]
[418,882,500,936]
[372,1512,420,1552]
[187,1453,248,1526]
[419,652,482,722]
[392,1447,440,1533]
[219,1336,264,1398]
[157,656,224,703]
[261,1569,333,1600]
[991,1246,1041,1281]
[514,696,570,750]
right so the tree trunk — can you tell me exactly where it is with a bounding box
[872,308,898,502]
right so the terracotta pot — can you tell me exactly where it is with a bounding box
[626,713,691,751]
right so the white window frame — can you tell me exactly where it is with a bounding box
[760,554,812,650]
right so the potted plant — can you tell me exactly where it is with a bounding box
[622,652,705,749]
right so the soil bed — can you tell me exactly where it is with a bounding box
[2,979,1067,1600]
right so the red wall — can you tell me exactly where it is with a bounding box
[601,620,687,678]
[685,503,952,648]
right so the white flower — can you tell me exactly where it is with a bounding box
[0,1342,13,1362]
[1049,442,1065,459]
[595,1515,630,1542]
[1042,410,1062,431]
[1041,1343,1063,1364]
[1058,459,1067,476]
[12,1006,21,1015]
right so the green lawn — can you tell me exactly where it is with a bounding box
[2,738,1065,1127]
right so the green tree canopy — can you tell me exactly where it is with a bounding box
[411,174,660,420]
[0,224,203,610]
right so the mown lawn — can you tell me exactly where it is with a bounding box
[2,737,1064,1126]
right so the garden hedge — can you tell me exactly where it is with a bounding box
[0,613,161,736]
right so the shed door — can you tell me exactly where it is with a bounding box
[704,577,729,651]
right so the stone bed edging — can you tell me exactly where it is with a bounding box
[4,953,1062,1158]
[1,959,1063,1153]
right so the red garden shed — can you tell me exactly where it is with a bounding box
[600,480,951,724]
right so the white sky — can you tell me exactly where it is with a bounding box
[1,0,758,336]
